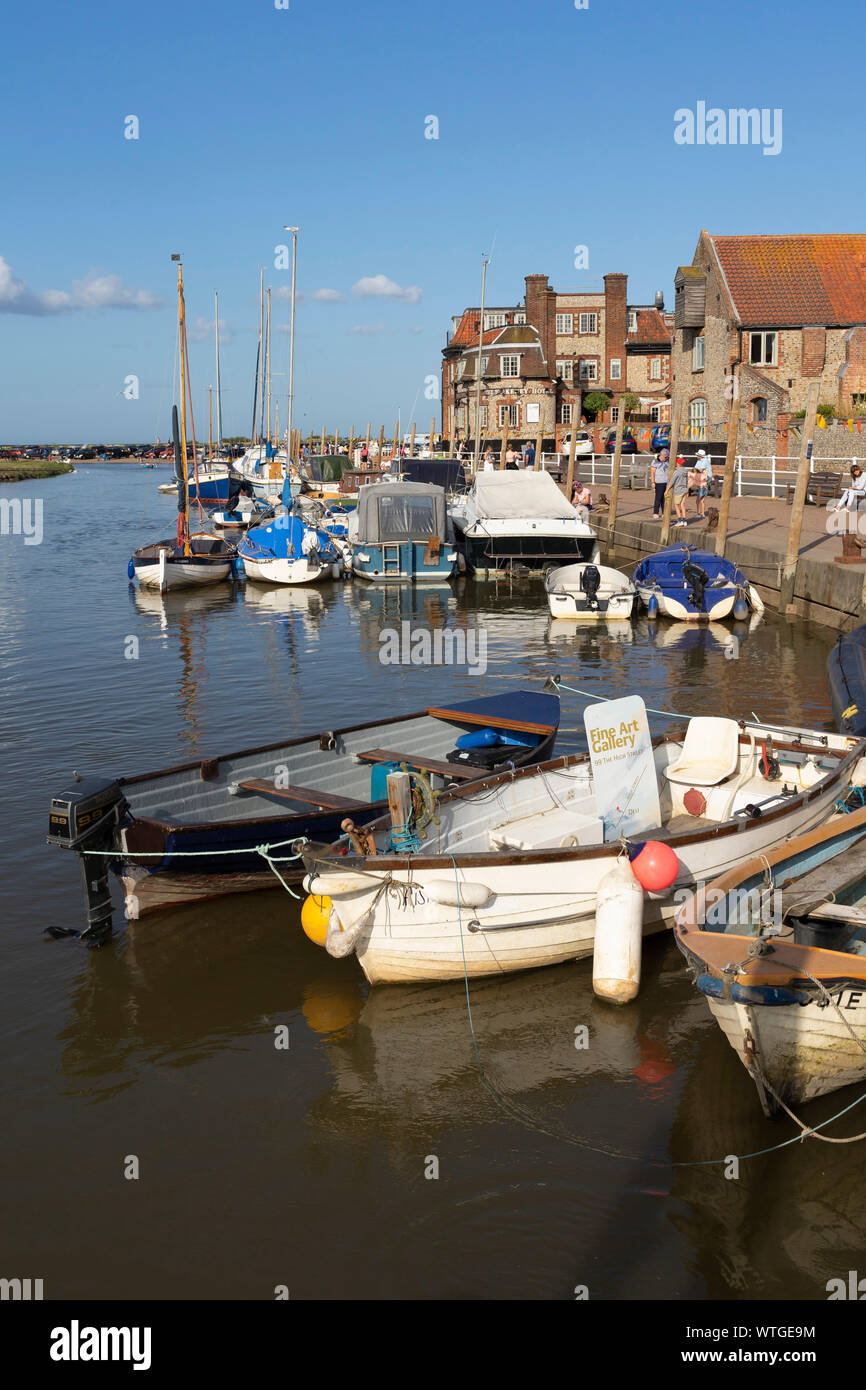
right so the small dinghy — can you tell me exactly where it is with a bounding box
[545,562,637,621]
[675,799,866,1114]
[300,710,866,985]
[827,625,866,737]
[633,545,763,622]
[45,690,560,929]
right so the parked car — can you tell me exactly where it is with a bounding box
[650,424,671,453]
[604,427,638,453]
[560,430,594,459]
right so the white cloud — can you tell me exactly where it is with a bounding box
[188,315,233,344]
[351,322,389,335]
[0,255,163,315]
[310,287,345,302]
[352,274,422,304]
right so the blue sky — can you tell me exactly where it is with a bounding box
[1,0,862,443]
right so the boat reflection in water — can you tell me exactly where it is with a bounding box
[130,581,240,628]
[668,1003,866,1299]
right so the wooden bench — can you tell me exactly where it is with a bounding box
[355,749,477,781]
[235,779,366,810]
[785,470,842,505]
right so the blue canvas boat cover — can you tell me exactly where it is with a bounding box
[425,689,560,734]
[633,546,747,589]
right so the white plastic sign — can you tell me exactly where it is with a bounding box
[583,695,661,842]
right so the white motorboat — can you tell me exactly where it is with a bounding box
[545,562,637,621]
[450,469,600,575]
[301,713,865,985]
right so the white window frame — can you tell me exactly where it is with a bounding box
[484,312,506,330]
[514,312,526,324]
[610,358,622,380]
[556,359,573,380]
[650,357,662,380]
[555,313,573,335]
[559,403,573,425]
[650,404,660,422]
[692,334,705,370]
[501,354,520,378]
[627,310,638,333]
[579,312,598,335]
[749,331,777,367]
[579,358,597,382]
[498,403,519,427]
[610,406,619,423]
[688,397,707,439]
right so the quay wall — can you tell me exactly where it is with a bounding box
[593,513,866,634]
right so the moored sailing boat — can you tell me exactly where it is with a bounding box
[130,257,235,592]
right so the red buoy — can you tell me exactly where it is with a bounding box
[630,840,679,892]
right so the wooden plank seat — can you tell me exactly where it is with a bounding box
[785,470,841,505]
[235,779,366,810]
[355,749,477,781]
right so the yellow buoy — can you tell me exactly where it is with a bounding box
[301,893,333,947]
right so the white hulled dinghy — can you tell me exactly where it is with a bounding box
[301,706,866,985]
[545,562,637,621]
[675,798,866,1115]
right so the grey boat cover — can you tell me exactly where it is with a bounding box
[471,469,577,521]
[355,481,452,543]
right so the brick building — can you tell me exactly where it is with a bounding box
[671,231,866,458]
[441,273,672,446]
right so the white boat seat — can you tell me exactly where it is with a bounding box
[664,717,740,787]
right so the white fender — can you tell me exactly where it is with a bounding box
[325,899,378,959]
[425,879,493,908]
[748,584,765,614]
[593,858,644,1004]
[305,872,381,899]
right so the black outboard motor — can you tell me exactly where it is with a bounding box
[682,558,710,612]
[47,780,127,937]
[580,564,602,611]
[224,476,253,514]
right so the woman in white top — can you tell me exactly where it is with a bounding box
[835,464,866,511]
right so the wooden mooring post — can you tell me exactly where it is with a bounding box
[715,367,741,558]
[779,381,821,612]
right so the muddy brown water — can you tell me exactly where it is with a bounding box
[0,464,858,1300]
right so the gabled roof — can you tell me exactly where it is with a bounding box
[449,308,522,347]
[627,308,671,345]
[708,233,866,327]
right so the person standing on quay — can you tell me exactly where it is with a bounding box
[651,448,669,519]
[524,439,535,469]
[668,455,691,525]
[694,448,713,519]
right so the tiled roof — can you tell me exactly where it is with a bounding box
[450,317,502,348]
[627,308,671,344]
[710,234,866,326]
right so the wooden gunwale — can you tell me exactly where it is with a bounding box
[676,801,866,933]
[309,734,865,875]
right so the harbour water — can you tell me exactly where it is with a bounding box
[1,464,858,1300]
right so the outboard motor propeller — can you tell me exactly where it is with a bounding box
[682,558,710,612]
[580,564,602,611]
